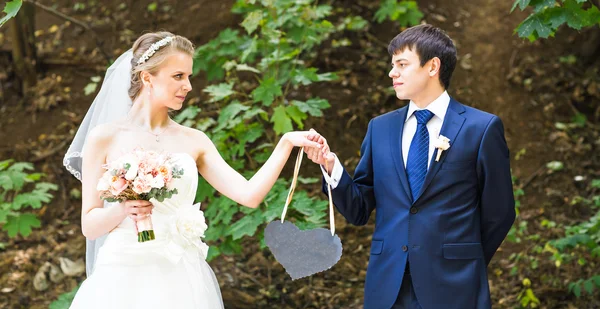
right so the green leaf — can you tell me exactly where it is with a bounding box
[49,284,80,309]
[0,0,22,28]
[399,2,424,27]
[285,105,307,129]
[194,118,217,131]
[292,98,331,117]
[344,16,368,31]
[572,283,582,297]
[219,237,243,255]
[241,10,263,34]
[203,82,235,103]
[241,39,257,63]
[315,5,333,18]
[572,112,587,127]
[8,162,34,172]
[563,0,587,29]
[236,64,261,73]
[546,161,564,171]
[206,246,220,261]
[317,72,338,82]
[0,208,10,223]
[251,77,282,106]
[512,0,532,12]
[585,5,600,26]
[3,213,41,237]
[84,83,98,96]
[583,279,595,294]
[12,188,55,210]
[530,0,556,13]
[215,101,250,131]
[375,0,396,23]
[207,197,237,225]
[271,105,293,135]
[0,159,14,171]
[517,14,553,38]
[239,123,264,144]
[147,2,157,12]
[292,67,319,85]
[173,106,201,124]
[243,107,268,120]
[227,213,262,240]
[204,224,226,242]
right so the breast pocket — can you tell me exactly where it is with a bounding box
[440,160,474,171]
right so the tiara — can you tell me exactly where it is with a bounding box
[136,36,174,65]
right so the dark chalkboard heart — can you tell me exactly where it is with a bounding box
[265,221,342,280]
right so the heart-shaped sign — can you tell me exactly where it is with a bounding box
[264,149,342,280]
[265,221,342,280]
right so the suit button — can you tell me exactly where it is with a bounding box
[410,207,418,214]
[402,245,408,252]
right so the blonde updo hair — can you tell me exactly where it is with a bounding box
[129,31,194,100]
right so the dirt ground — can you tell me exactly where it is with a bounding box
[1,0,599,308]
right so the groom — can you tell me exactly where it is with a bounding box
[306,24,515,309]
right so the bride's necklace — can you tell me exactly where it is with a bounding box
[130,120,171,142]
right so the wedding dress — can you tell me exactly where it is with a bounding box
[69,153,224,309]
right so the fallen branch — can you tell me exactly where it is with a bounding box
[23,0,112,64]
[41,58,107,71]
[31,139,69,163]
[520,164,546,190]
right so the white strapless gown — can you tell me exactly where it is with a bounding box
[70,153,224,309]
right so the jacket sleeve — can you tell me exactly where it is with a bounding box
[477,116,516,265]
[323,120,376,226]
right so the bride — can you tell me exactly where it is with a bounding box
[63,31,327,308]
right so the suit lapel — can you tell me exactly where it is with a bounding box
[414,98,466,203]
[389,106,413,202]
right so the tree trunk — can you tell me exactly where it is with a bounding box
[9,2,37,94]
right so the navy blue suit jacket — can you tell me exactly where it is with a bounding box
[323,98,515,309]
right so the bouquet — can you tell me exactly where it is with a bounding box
[96,148,184,242]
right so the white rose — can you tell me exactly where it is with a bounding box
[151,175,165,188]
[120,154,139,181]
[170,204,208,248]
[96,172,111,191]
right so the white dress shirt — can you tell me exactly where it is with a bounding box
[321,91,451,189]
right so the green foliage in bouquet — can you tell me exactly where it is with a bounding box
[0,159,57,238]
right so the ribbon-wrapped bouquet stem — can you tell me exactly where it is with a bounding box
[96,148,184,242]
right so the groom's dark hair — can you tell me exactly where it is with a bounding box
[388,24,457,89]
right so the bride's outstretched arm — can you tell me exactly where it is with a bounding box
[80,125,152,240]
[195,130,325,208]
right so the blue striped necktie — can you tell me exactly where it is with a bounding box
[406,109,434,200]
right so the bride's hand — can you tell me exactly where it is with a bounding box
[282,131,326,149]
[121,200,154,222]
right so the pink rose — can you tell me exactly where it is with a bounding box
[110,176,128,195]
[132,175,153,194]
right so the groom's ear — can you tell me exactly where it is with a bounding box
[427,57,442,78]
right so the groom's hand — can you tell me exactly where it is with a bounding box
[305,129,336,175]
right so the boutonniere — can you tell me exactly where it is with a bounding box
[433,135,451,162]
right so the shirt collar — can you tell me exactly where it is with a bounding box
[405,91,450,123]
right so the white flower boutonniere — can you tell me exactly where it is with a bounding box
[433,135,451,162]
